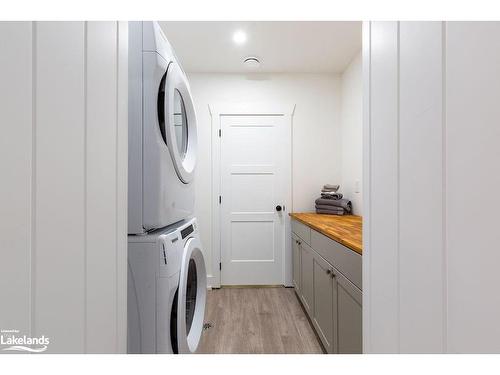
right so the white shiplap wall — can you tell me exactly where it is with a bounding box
[0,21,34,342]
[445,22,500,353]
[363,21,401,353]
[364,21,500,353]
[0,21,128,353]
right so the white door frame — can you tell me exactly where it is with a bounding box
[209,102,295,288]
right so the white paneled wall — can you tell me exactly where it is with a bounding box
[0,21,128,353]
[445,22,500,353]
[363,21,400,353]
[398,22,445,352]
[0,21,33,340]
[35,21,87,353]
[364,21,500,353]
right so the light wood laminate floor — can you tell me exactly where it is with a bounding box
[196,287,324,354]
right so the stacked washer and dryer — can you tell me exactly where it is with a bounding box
[127,21,207,354]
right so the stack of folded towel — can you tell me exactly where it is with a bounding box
[315,184,352,216]
[321,184,342,199]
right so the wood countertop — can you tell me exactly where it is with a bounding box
[289,213,362,255]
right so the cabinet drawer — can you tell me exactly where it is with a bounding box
[310,229,362,290]
[292,219,311,245]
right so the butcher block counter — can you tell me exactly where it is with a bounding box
[289,213,362,255]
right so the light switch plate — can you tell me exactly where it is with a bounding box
[354,180,360,193]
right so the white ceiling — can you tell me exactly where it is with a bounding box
[159,21,361,74]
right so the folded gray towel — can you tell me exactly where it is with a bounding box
[316,208,345,216]
[315,204,345,212]
[315,197,352,212]
[323,184,340,192]
[320,192,343,200]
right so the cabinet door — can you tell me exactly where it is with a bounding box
[300,241,314,315]
[312,252,337,353]
[337,273,362,353]
[292,234,301,292]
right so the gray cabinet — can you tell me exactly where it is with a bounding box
[300,241,314,316]
[292,234,301,292]
[312,251,337,353]
[292,220,311,245]
[337,273,362,353]
[291,218,362,354]
[311,230,362,290]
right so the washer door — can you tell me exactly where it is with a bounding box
[176,237,207,354]
[157,62,197,184]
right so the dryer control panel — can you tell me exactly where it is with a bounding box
[180,224,194,239]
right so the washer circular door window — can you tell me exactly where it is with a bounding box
[176,237,206,353]
[158,62,197,184]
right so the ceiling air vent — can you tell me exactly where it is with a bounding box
[243,56,261,70]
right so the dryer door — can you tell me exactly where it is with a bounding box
[176,237,207,353]
[158,62,197,184]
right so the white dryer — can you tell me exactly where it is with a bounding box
[128,21,198,234]
[128,218,207,354]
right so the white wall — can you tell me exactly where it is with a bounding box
[188,73,342,285]
[340,52,363,215]
[364,21,500,353]
[0,21,128,353]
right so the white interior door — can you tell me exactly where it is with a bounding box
[220,114,290,285]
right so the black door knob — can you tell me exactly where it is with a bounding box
[276,205,282,212]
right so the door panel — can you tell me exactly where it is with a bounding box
[221,115,289,285]
[230,173,274,212]
[230,220,274,261]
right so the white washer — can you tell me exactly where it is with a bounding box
[128,218,207,354]
[128,21,198,234]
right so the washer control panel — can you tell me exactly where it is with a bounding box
[158,234,182,278]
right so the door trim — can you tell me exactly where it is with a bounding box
[209,102,295,288]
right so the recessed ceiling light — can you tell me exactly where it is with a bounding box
[233,30,247,45]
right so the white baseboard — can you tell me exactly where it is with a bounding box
[206,274,219,289]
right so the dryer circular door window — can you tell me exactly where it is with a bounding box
[157,62,197,184]
[175,237,206,353]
